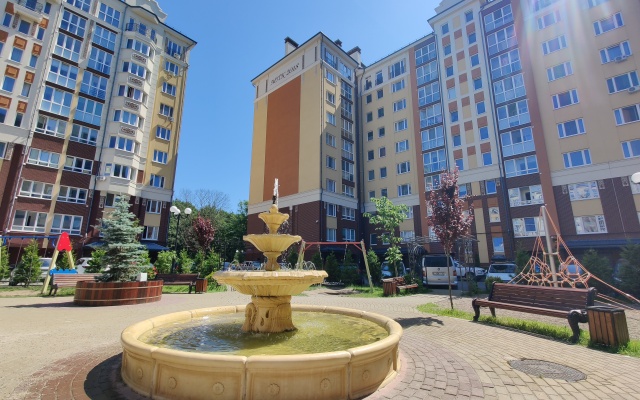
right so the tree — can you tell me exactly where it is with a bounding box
[0,242,9,280]
[192,215,216,254]
[364,197,409,278]
[366,249,382,285]
[581,249,613,295]
[56,250,74,271]
[427,168,474,309]
[311,252,323,270]
[155,251,176,274]
[514,244,529,275]
[286,249,299,268]
[85,249,106,273]
[324,252,340,282]
[99,196,148,282]
[177,250,193,273]
[618,243,640,297]
[13,240,42,287]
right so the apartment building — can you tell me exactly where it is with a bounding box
[0,0,195,260]
[249,0,640,265]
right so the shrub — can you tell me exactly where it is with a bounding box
[619,243,640,297]
[155,251,175,274]
[13,240,42,287]
[366,250,381,284]
[0,243,9,280]
[484,276,503,293]
[341,265,360,286]
[311,252,323,270]
[324,252,340,282]
[581,249,613,294]
[466,280,481,296]
[85,249,105,273]
[56,251,74,270]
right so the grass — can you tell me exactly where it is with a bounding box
[417,302,640,358]
[340,284,431,297]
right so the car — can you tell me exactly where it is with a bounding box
[381,261,407,278]
[454,261,486,281]
[421,255,457,288]
[486,262,517,283]
[75,257,92,274]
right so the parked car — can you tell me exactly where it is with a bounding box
[75,257,92,274]
[486,262,517,283]
[453,261,486,281]
[381,261,407,278]
[421,255,457,288]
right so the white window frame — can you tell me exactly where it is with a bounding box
[487,25,517,55]
[508,185,544,207]
[418,81,440,107]
[88,46,113,74]
[547,62,573,81]
[552,89,579,109]
[146,200,162,214]
[397,184,412,197]
[28,148,60,168]
[416,60,438,86]
[622,139,640,159]
[19,180,53,199]
[542,35,567,55]
[81,71,108,100]
[423,149,446,174]
[342,228,356,242]
[58,186,88,204]
[153,150,168,164]
[326,155,336,169]
[395,140,409,153]
[421,126,444,151]
[513,216,545,238]
[484,4,512,32]
[41,86,73,117]
[342,207,356,221]
[36,115,67,138]
[93,25,116,51]
[600,41,631,64]
[326,228,337,242]
[51,213,83,235]
[562,149,592,168]
[394,119,408,132]
[557,119,585,138]
[505,155,538,177]
[54,33,82,62]
[114,109,140,127]
[497,100,530,130]
[143,226,159,241]
[327,203,336,217]
[614,104,640,125]
[493,73,525,104]
[326,179,336,193]
[490,49,521,79]
[150,174,165,188]
[156,126,171,141]
[75,97,103,126]
[326,111,336,126]
[393,99,407,112]
[594,12,623,36]
[64,155,93,174]
[537,10,561,30]
[47,59,78,90]
[391,79,405,92]
[568,181,599,201]
[575,215,607,234]
[12,210,47,233]
[397,161,410,175]
[607,71,639,94]
[342,184,354,198]
[98,3,121,28]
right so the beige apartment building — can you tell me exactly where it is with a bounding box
[249,0,640,266]
[0,0,195,261]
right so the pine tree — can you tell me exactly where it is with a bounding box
[0,242,9,280]
[13,240,43,287]
[99,196,148,282]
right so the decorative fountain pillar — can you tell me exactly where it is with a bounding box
[214,204,327,333]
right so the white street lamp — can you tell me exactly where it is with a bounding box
[170,206,192,272]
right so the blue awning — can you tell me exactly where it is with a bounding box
[84,241,169,251]
[564,238,640,249]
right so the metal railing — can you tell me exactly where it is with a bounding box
[16,0,44,13]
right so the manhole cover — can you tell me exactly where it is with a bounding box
[508,359,586,382]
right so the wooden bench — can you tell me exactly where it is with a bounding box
[472,283,597,342]
[394,277,419,294]
[48,273,101,296]
[154,273,204,293]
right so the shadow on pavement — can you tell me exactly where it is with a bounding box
[8,301,77,308]
[85,352,146,400]
[395,315,444,328]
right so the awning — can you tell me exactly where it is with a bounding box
[84,241,169,252]
[564,238,640,249]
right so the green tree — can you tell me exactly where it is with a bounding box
[364,197,409,278]
[85,249,106,273]
[155,251,176,274]
[311,252,323,270]
[286,249,299,268]
[0,243,9,280]
[618,243,640,297]
[177,249,193,273]
[99,196,148,282]
[514,244,529,275]
[13,240,42,287]
[581,249,613,295]
[324,252,340,282]
[56,251,74,271]
[366,249,381,285]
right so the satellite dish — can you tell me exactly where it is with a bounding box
[632,172,640,184]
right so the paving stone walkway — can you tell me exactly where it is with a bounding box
[0,289,639,399]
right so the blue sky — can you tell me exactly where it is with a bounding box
[159,0,441,210]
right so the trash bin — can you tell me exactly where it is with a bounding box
[382,278,397,297]
[196,278,208,293]
[587,306,630,346]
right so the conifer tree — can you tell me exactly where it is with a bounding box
[0,242,9,280]
[13,240,43,287]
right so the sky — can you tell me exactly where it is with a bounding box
[159,0,442,211]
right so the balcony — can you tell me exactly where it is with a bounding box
[124,23,157,45]
[14,0,44,23]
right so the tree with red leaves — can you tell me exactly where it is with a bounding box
[427,168,474,309]
[192,215,216,254]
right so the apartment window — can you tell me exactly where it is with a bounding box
[375,71,383,85]
[420,104,442,128]
[326,91,335,105]
[118,85,144,102]
[513,217,544,237]
[494,74,525,104]
[367,169,375,181]
[380,167,387,178]
[418,81,440,106]
[557,119,585,138]
[508,185,543,207]
[159,104,174,118]
[505,155,538,177]
[146,200,162,214]
[490,49,521,79]
[367,150,374,161]
[342,160,354,181]
[600,41,631,64]
[61,10,86,36]
[482,151,492,165]
[19,180,53,199]
[477,102,486,114]
[70,124,98,145]
[341,81,353,101]
[2,13,11,27]
[575,215,607,234]
[114,109,140,127]
[468,32,476,44]
[552,89,579,109]
[378,127,385,138]
[67,0,91,12]
[394,119,408,132]
[326,179,336,192]
[389,59,405,79]
[473,77,482,90]
[342,207,356,221]
[153,150,168,164]
[341,228,355,241]
[379,147,386,158]
[326,228,337,242]
[142,226,159,241]
[538,10,561,29]
[21,82,31,97]
[12,210,47,233]
[93,25,116,51]
[487,26,517,55]
[37,26,45,40]
[501,127,534,156]
[607,71,639,94]
[123,61,147,79]
[568,181,599,201]
[2,76,15,92]
[326,155,336,169]
[47,59,78,90]
[422,126,444,150]
[471,54,479,66]
[342,184,354,198]
[446,65,454,77]
[455,158,464,171]
[18,20,31,35]
[533,0,558,11]
[150,174,165,188]
[10,47,23,62]
[126,38,150,56]
[58,186,87,204]
[165,61,180,75]
[395,140,409,153]
[448,87,456,100]
[547,62,573,82]
[416,60,438,85]
[392,79,405,92]
[28,148,60,168]
[370,234,377,245]
[441,23,449,34]
[480,126,489,140]
[486,180,497,194]
[156,126,171,141]
[29,54,38,68]
[397,161,410,175]
[459,184,468,197]
[36,115,67,138]
[393,99,406,112]
[108,163,132,179]
[81,71,108,100]
[594,12,623,35]
[342,140,353,161]
[563,149,591,168]
[326,112,336,125]
[64,156,93,174]
[423,149,446,173]
[622,139,640,158]
[615,104,640,125]
[443,44,451,56]
[50,214,82,235]
[377,107,384,118]
[0,107,6,123]
[326,203,337,217]
[366,131,373,141]
[75,97,103,126]
[415,42,436,65]
[453,134,461,147]
[484,4,512,32]
[398,184,411,197]
[492,237,505,254]
[497,100,530,130]
[13,113,23,127]
[98,3,121,28]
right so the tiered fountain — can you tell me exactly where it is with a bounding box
[120,182,402,400]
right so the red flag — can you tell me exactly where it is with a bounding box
[56,232,72,251]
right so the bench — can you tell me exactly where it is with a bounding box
[154,273,204,294]
[48,273,101,296]
[394,277,419,294]
[472,283,597,342]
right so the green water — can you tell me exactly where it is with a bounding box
[139,312,388,356]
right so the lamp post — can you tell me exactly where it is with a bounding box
[169,205,192,272]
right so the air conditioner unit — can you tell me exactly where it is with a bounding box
[614,55,629,63]
[168,116,174,122]
[173,52,181,59]
[96,176,106,181]
[629,86,639,94]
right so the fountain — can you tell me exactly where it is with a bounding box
[120,180,402,399]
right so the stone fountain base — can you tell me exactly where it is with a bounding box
[243,295,295,333]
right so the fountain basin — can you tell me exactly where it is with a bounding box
[121,304,402,400]
[214,270,327,297]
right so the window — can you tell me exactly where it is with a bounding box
[477,101,486,114]
[326,203,337,217]
[505,155,538,177]
[126,38,150,56]
[547,62,573,82]
[575,215,607,234]
[380,167,387,178]
[622,139,640,158]
[480,126,489,140]
[21,82,31,97]
[326,228,337,242]
[143,226,159,241]
[446,65,454,77]
[93,25,116,51]
[20,180,53,199]
[323,49,337,69]
[418,81,440,106]
[455,158,464,171]
[54,33,81,62]
[150,174,165,188]
[326,179,336,192]
[51,214,82,235]
[501,127,534,156]
[415,42,436,65]
[607,71,639,94]
[367,150,374,161]
[159,104,174,118]
[392,79,405,92]
[0,107,6,123]
[326,91,335,104]
[497,100,530,129]
[342,140,353,161]
[14,113,23,127]
[557,119,585,138]
[29,54,38,68]
[2,76,15,92]
[473,77,482,90]
[70,124,98,145]
[493,237,504,253]
[487,26,517,55]
[420,104,442,128]
[114,109,140,127]
[513,217,544,237]
[145,200,162,214]
[508,185,543,207]
[490,49,521,79]
[494,74,525,104]
[600,41,631,64]
[400,231,415,243]
[397,161,410,174]
[108,135,135,152]
[166,39,183,59]
[18,20,30,35]
[366,112,373,123]
[378,127,385,138]
[381,188,388,197]
[366,94,372,104]
[47,59,79,90]
[341,80,353,101]
[342,160,354,181]
[471,53,479,66]
[482,151,492,166]
[537,10,561,29]
[441,23,449,34]
[342,184,354,197]
[552,89,579,109]
[12,210,47,233]
[459,184,467,197]
[443,44,451,56]
[594,12,623,35]
[394,119,408,132]
[123,61,147,79]
[341,228,355,242]
[422,126,444,150]
[2,13,11,27]
[568,181,599,201]
[10,47,23,62]
[165,61,180,75]
[67,0,91,12]
[370,234,377,245]
[416,60,438,85]
[389,59,405,79]
[326,112,335,125]
[367,169,375,181]
[75,97,103,126]
[326,133,336,147]
[375,71,383,85]
[615,104,640,125]
[393,99,406,112]
[87,47,113,75]
[563,149,591,168]
[58,186,87,204]
[342,207,356,221]
[379,147,386,158]
[28,148,60,168]
[64,156,93,174]
[156,126,171,141]
[98,3,121,27]
[367,131,373,141]
[60,10,86,36]
[533,0,558,12]
[398,184,411,197]
[448,87,456,100]
[468,32,476,44]
[484,4,512,32]
[377,107,384,118]
[423,149,446,173]
[396,140,409,153]
[326,155,336,169]
[108,163,132,179]
[486,180,497,194]
[36,115,67,138]
[81,71,108,99]
[453,134,461,147]
[339,61,352,80]
[153,150,168,164]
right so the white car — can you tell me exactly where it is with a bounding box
[486,263,517,283]
[381,261,407,278]
[421,255,457,288]
[454,261,486,281]
[75,257,92,274]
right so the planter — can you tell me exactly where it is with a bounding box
[74,280,163,307]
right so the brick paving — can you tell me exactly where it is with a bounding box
[0,289,639,399]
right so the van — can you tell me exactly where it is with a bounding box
[421,255,457,288]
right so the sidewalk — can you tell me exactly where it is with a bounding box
[1,290,639,399]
